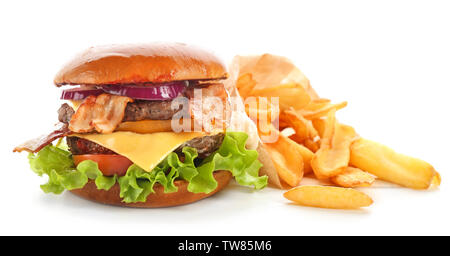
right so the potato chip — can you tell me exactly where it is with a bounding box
[243,54,319,99]
[350,138,437,189]
[252,54,295,88]
[284,185,373,209]
[232,54,317,109]
[331,167,376,188]
[232,55,261,75]
[311,110,358,179]
[283,68,319,100]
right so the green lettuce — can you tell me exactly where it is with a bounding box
[28,146,117,194]
[27,132,268,203]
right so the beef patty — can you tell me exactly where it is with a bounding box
[67,133,224,159]
[58,98,185,124]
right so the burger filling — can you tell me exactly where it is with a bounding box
[58,99,183,123]
[17,81,268,203]
[67,133,225,158]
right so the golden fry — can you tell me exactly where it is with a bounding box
[302,138,320,153]
[284,185,373,209]
[236,73,257,98]
[311,110,358,179]
[331,167,376,188]
[256,143,283,188]
[244,96,279,124]
[260,123,315,182]
[299,101,347,120]
[301,98,331,111]
[350,138,437,189]
[430,172,441,188]
[263,138,304,187]
[251,83,311,111]
[312,118,326,138]
[280,109,318,143]
[233,53,440,213]
[294,141,314,174]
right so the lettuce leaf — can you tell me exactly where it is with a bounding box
[28,146,117,194]
[27,132,268,203]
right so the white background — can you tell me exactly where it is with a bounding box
[1,0,449,235]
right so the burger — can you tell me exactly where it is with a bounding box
[14,43,268,207]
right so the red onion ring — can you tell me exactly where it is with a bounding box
[101,82,187,100]
[60,87,103,100]
[60,81,188,101]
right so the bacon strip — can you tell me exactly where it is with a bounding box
[13,123,72,153]
[69,94,133,133]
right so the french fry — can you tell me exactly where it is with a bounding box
[311,110,358,179]
[312,118,326,138]
[279,118,290,130]
[233,54,440,211]
[256,143,283,188]
[263,139,304,187]
[251,83,311,111]
[321,109,336,143]
[302,98,331,111]
[299,101,348,120]
[350,138,437,189]
[302,138,320,153]
[236,73,257,98]
[331,167,376,188]
[430,172,441,188]
[284,185,373,209]
[295,141,314,174]
[261,124,314,175]
[244,97,279,123]
[280,108,318,143]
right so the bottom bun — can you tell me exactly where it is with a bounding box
[70,170,232,208]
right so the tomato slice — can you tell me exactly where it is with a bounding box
[73,154,133,176]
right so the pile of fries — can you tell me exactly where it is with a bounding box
[231,54,441,210]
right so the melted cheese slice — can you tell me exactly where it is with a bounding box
[72,131,202,172]
[69,100,83,110]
